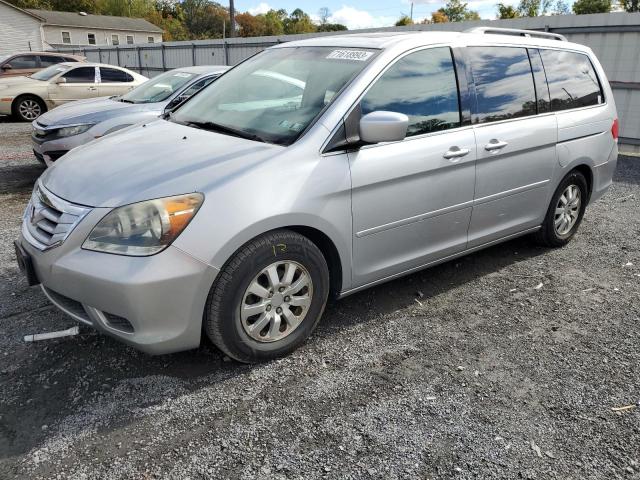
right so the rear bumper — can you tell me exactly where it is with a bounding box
[590,143,618,203]
[19,226,219,355]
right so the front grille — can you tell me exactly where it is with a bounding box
[22,183,92,251]
[32,122,60,144]
[33,150,44,163]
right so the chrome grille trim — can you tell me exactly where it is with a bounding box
[22,183,92,251]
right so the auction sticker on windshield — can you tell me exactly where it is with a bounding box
[326,50,373,61]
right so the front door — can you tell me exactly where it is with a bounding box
[349,47,477,287]
[48,66,99,106]
[465,46,558,247]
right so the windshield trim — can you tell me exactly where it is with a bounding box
[171,46,381,147]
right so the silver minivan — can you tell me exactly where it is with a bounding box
[16,29,619,362]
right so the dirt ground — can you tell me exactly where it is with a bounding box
[0,118,639,479]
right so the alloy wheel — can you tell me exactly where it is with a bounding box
[18,99,41,120]
[554,184,581,236]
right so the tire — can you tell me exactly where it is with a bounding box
[204,229,330,363]
[535,170,588,248]
[12,95,46,122]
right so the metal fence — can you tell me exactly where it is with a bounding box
[55,12,640,152]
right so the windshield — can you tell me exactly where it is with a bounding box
[30,64,72,81]
[121,70,198,103]
[172,47,377,145]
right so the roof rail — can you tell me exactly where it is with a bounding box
[464,27,567,42]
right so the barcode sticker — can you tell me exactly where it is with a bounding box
[326,50,373,61]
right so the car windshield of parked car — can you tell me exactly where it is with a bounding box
[120,70,198,104]
[30,64,72,81]
[171,47,377,145]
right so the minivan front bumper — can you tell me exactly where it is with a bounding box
[18,209,219,355]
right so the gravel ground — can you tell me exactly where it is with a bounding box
[0,118,639,479]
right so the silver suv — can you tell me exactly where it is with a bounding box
[16,29,618,362]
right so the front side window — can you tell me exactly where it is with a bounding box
[112,34,119,46]
[172,47,376,145]
[539,49,603,111]
[62,31,71,44]
[469,47,537,123]
[88,33,96,45]
[100,67,133,83]
[63,66,96,83]
[7,55,38,69]
[361,47,461,137]
[121,70,198,103]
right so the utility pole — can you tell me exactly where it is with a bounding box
[410,2,414,20]
[229,0,236,38]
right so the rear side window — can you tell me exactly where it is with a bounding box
[39,55,66,67]
[361,47,461,137]
[469,47,536,123]
[63,66,96,83]
[100,67,133,83]
[539,49,603,111]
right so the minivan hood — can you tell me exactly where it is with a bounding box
[37,97,156,127]
[40,120,283,208]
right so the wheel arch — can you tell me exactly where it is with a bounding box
[570,163,594,203]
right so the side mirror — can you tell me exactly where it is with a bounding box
[55,77,67,84]
[1,64,12,70]
[359,111,408,144]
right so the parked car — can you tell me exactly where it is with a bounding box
[0,62,146,121]
[15,28,618,363]
[31,65,230,166]
[0,52,85,80]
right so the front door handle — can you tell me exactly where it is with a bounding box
[88,86,97,91]
[485,139,508,151]
[443,147,470,160]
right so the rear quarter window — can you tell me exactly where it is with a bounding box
[538,49,604,111]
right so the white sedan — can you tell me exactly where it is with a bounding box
[0,62,147,121]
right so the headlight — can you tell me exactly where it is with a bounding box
[57,124,94,137]
[83,193,204,256]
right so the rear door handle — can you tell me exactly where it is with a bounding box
[485,139,508,151]
[443,147,470,160]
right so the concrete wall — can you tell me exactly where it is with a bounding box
[55,12,640,152]
[42,25,162,48]
[0,3,43,55]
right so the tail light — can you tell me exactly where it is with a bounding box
[611,118,619,141]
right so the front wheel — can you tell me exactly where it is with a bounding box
[204,230,330,363]
[13,95,46,122]
[535,170,588,247]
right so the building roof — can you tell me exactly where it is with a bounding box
[25,9,163,33]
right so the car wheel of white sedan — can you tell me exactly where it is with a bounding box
[13,95,46,122]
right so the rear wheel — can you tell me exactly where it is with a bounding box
[535,170,588,247]
[13,95,46,122]
[204,230,330,363]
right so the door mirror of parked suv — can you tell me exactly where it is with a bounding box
[359,111,409,144]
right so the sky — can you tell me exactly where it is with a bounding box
[233,0,524,27]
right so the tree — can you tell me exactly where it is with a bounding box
[395,15,414,26]
[48,0,98,12]
[550,0,570,14]
[283,8,316,34]
[440,0,480,22]
[262,9,286,35]
[620,0,639,11]
[431,10,449,22]
[572,0,611,12]
[497,3,520,17]
[181,0,228,39]
[517,0,543,16]
[236,12,266,37]
[317,23,347,31]
[318,7,330,25]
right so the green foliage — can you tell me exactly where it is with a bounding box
[395,15,414,26]
[439,0,480,22]
[619,0,638,11]
[497,3,520,17]
[317,23,348,32]
[572,0,612,13]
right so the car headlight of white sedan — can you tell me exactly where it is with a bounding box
[83,193,204,256]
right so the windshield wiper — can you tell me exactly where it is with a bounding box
[184,120,267,143]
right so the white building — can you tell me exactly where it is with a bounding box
[0,0,163,55]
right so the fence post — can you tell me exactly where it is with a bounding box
[224,40,229,66]
[116,46,120,67]
[136,46,142,75]
[98,48,102,64]
[161,44,166,71]
[191,43,196,66]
